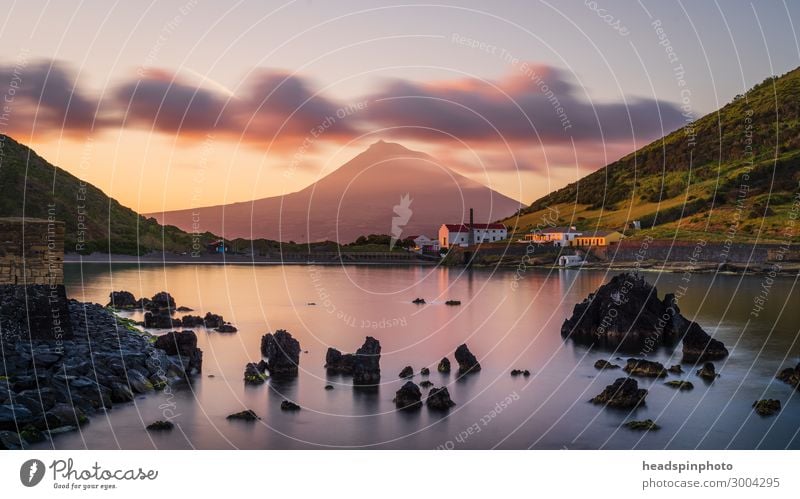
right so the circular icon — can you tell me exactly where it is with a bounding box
[20,459,45,487]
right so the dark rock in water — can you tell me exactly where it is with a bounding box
[455,344,481,375]
[419,380,434,389]
[324,384,334,390]
[176,306,193,312]
[44,403,88,428]
[0,404,34,431]
[107,291,137,309]
[412,298,426,304]
[146,420,174,431]
[426,387,456,410]
[437,357,451,373]
[325,348,356,374]
[226,409,260,421]
[0,430,27,450]
[510,369,530,376]
[752,399,781,416]
[215,323,238,333]
[696,362,719,380]
[353,337,381,386]
[445,300,461,306]
[203,312,225,329]
[420,367,430,376]
[682,322,729,362]
[776,363,800,389]
[244,363,268,385]
[0,284,74,341]
[664,380,694,391]
[594,360,620,370]
[261,330,301,378]
[624,419,660,431]
[179,315,205,327]
[591,377,647,408]
[147,292,176,311]
[399,366,414,378]
[560,273,726,357]
[523,370,531,376]
[153,330,203,375]
[280,400,301,411]
[144,310,181,329]
[393,381,422,410]
[668,364,684,374]
[623,358,667,378]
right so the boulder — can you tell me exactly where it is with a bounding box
[668,364,684,374]
[226,410,260,421]
[412,298,426,304]
[682,322,729,362]
[664,380,694,390]
[153,331,203,375]
[510,369,530,376]
[352,337,381,386]
[437,357,451,373]
[696,362,719,380]
[324,384,334,390]
[280,400,301,411]
[147,292,176,311]
[0,404,34,431]
[144,310,180,329]
[623,358,668,378]
[426,387,456,410]
[454,344,481,375]
[260,330,301,378]
[594,360,620,370]
[44,403,87,428]
[445,300,461,306]
[176,306,194,312]
[399,366,414,378]
[244,363,268,385]
[776,363,800,389]
[203,312,225,329]
[420,367,430,376]
[419,380,434,389]
[752,399,781,416]
[0,430,27,450]
[146,420,174,431]
[325,348,355,374]
[215,324,238,333]
[590,377,647,408]
[0,284,74,341]
[107,291,137,309]
[179,315,205,327]
[393,381,422,410]
[624,419,660,431]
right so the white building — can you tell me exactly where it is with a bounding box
[438,223,508,249]
[558,255,584,267]
[407,235,438,251]
[524,226,582,247]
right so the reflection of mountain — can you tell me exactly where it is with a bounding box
[149,141,522,242]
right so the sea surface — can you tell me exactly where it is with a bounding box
[34,263,800,449]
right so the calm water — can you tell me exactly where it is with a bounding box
[35,263,800,449]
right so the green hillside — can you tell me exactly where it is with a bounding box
[505,67,800,243]
[0,134,209,254]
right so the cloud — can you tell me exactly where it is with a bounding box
[361,63,685,146]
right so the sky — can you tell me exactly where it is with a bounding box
[0,0,798,213]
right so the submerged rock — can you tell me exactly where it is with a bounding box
[426,387,456,410]
[226,410,260,421]
[594,360,620,370]
[752,399,781,416]
[776,363,800,389]
[352,337,381,386]
[146,420,174,431]
[624,419,660,431]
[454,344,481,375]
[510,369,531,376]
[623,358,668,378]
[393,381,422,410]
[668,364,684,374]
[261,330,301,378]
[324,384,334,390]
[664,380,694,391]
[215,323,238,333]
[412,298,426,304]
[280,400,301,411]
[437,357,451,373]
[590,377,647,408]
[399,366,414,378]
[445,300,462,306]
[244,363,268,385]
[696,362,719,380]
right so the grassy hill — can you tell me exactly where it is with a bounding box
[0,134,213,254]
[504,68,800,243]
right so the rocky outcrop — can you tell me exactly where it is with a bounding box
[623,358,668,378]
[353,337,381,386]
[244,363,268,385]
[590,377,647,408]
[445,300,461,306]
[153,330,203,375]
[426,387,456,410]
[412,298,426,304]
[399,366,414,378]
[325,348,355,374]
[261,330,301,378]
[668,365,684,374]
[280,400,301,411]
[696,362,719,380]
[215,324,238,333]
[682,322,729,362]
[146,420,174,431]
[179,315,204,327]
[752,399,781,416]
[561,273,727,358]
[776,363,800,389]
[144,310,181,329]
[203,312,225,329]
[227,410,260,421]
[594,360,620,370]
[420,367,430,376]
[664,380,694,390]
[393,381,422,410]
[107,291,137,309]
[454,344,481,375]
[437,357,451,373]
[419,380,434,389]
[0,285,73,341]
[147,292,176,311]
[624,419,660,431]
[510,369,531,376]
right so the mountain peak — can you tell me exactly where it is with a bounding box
[366,139,416,154]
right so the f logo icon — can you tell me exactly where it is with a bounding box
[20,459,45,487]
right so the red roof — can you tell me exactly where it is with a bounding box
[443,223,506,232]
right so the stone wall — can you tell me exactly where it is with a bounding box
[0,217,64,285]
[595,240,800,264]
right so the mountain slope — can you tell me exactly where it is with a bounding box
[0,134,204,254]
[150,141,522,242]
[505,67,800,242]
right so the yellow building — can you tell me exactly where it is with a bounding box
[574,230,623,247]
